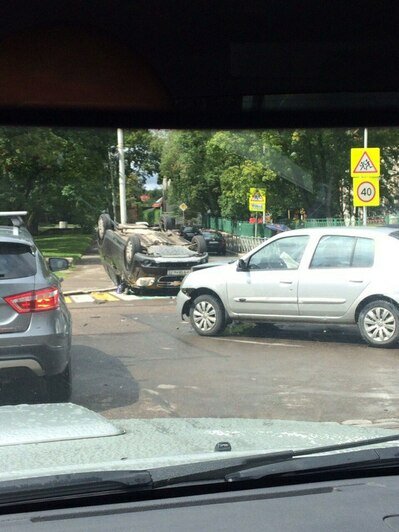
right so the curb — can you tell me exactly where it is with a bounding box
[63,286,116,296]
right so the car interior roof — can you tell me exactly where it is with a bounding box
[0,1,398,129]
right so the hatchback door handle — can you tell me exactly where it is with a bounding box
[280,280,293,284]
[349,279,364,283]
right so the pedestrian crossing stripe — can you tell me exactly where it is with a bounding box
[91,291,119,301]
[64,291,175,304]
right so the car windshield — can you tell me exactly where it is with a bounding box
[1,125,399,486]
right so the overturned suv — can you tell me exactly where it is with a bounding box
[97,214,208,292]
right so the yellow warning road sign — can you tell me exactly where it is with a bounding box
[248,188,266,212]
[179,203,188,211]
[353,177,380,207]
[351,148,380,177]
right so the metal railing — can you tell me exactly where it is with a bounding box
[224,234,266,254]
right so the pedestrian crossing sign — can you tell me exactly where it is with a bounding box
[351,148,380,177]
[248,188,266,212]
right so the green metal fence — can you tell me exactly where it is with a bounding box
[207,217,273,238]
[206,216,369,236]
[289,218,360,228]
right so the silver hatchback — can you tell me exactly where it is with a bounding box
[177,227,399,347]
[0,213,72,400]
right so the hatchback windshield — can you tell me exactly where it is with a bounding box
[0,125,399,484]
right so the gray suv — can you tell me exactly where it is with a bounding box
[177,227,399,348]
[0,213,72,400]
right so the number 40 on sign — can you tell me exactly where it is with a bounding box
[353,177,380,207]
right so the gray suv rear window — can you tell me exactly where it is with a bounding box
[0,243,37,279]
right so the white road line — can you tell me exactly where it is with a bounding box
[71,294,95,303]
[280,389,399,400]
[210,338,301,348]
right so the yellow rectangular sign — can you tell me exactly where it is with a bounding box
[353,177,380,207]
[249,188,266,212]
[351,147,380,177]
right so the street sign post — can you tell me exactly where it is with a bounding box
[248,188,266,237]
[351,131,380,225]
[353,177,380,207]
[179,202,188,223]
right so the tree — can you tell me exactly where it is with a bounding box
[160,131,212,217]
[0,127,114,233]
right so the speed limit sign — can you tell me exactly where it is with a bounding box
[353,177,380,207]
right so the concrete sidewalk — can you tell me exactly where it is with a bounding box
[61,243,115,294]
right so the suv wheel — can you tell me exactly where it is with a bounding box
[124,235,142,270]
[358,300,399,347]
[190,294,225,336]
[45,363,72,402]
[97,213,112,244]
[191,235,207,254]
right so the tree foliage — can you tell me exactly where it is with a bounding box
[0,128,114,233]
[159,128,399,221]
[0,126,397,235]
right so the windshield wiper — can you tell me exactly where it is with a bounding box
[153,433,399,487]
[0,470,153,505]
[226,446,399,482]
[225,433,399,482]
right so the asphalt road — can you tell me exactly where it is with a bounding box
[64,297,399,428]
[2,252,399,428]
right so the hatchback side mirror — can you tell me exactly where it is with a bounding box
[48,257,69,272]
[237,258,249,271]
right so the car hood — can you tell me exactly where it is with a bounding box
[0,403,396,482]
[183,260,236,285]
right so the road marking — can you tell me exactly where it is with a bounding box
[65,291,176,304]
[110,292,140,301]
[211,337,301,348]
[70,294,95,303]
[280,389,399,400]
[91,291,119,301]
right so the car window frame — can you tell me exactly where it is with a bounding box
[309,234,376,270]
[247,234,311,272]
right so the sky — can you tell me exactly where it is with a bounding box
[144,174,161,190]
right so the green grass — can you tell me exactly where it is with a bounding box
[34,233,93,263]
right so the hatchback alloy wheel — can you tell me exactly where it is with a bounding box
[193,300,217,332]
[364,307,396,342]
[358,300,399,347]
[190,294,226,336]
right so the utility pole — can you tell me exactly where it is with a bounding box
[117,128,127,224]
[363,128,368,226]
[108,149,117,221]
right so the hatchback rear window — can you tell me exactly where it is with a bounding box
[310,236,375,269]
[0,243,36,279]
